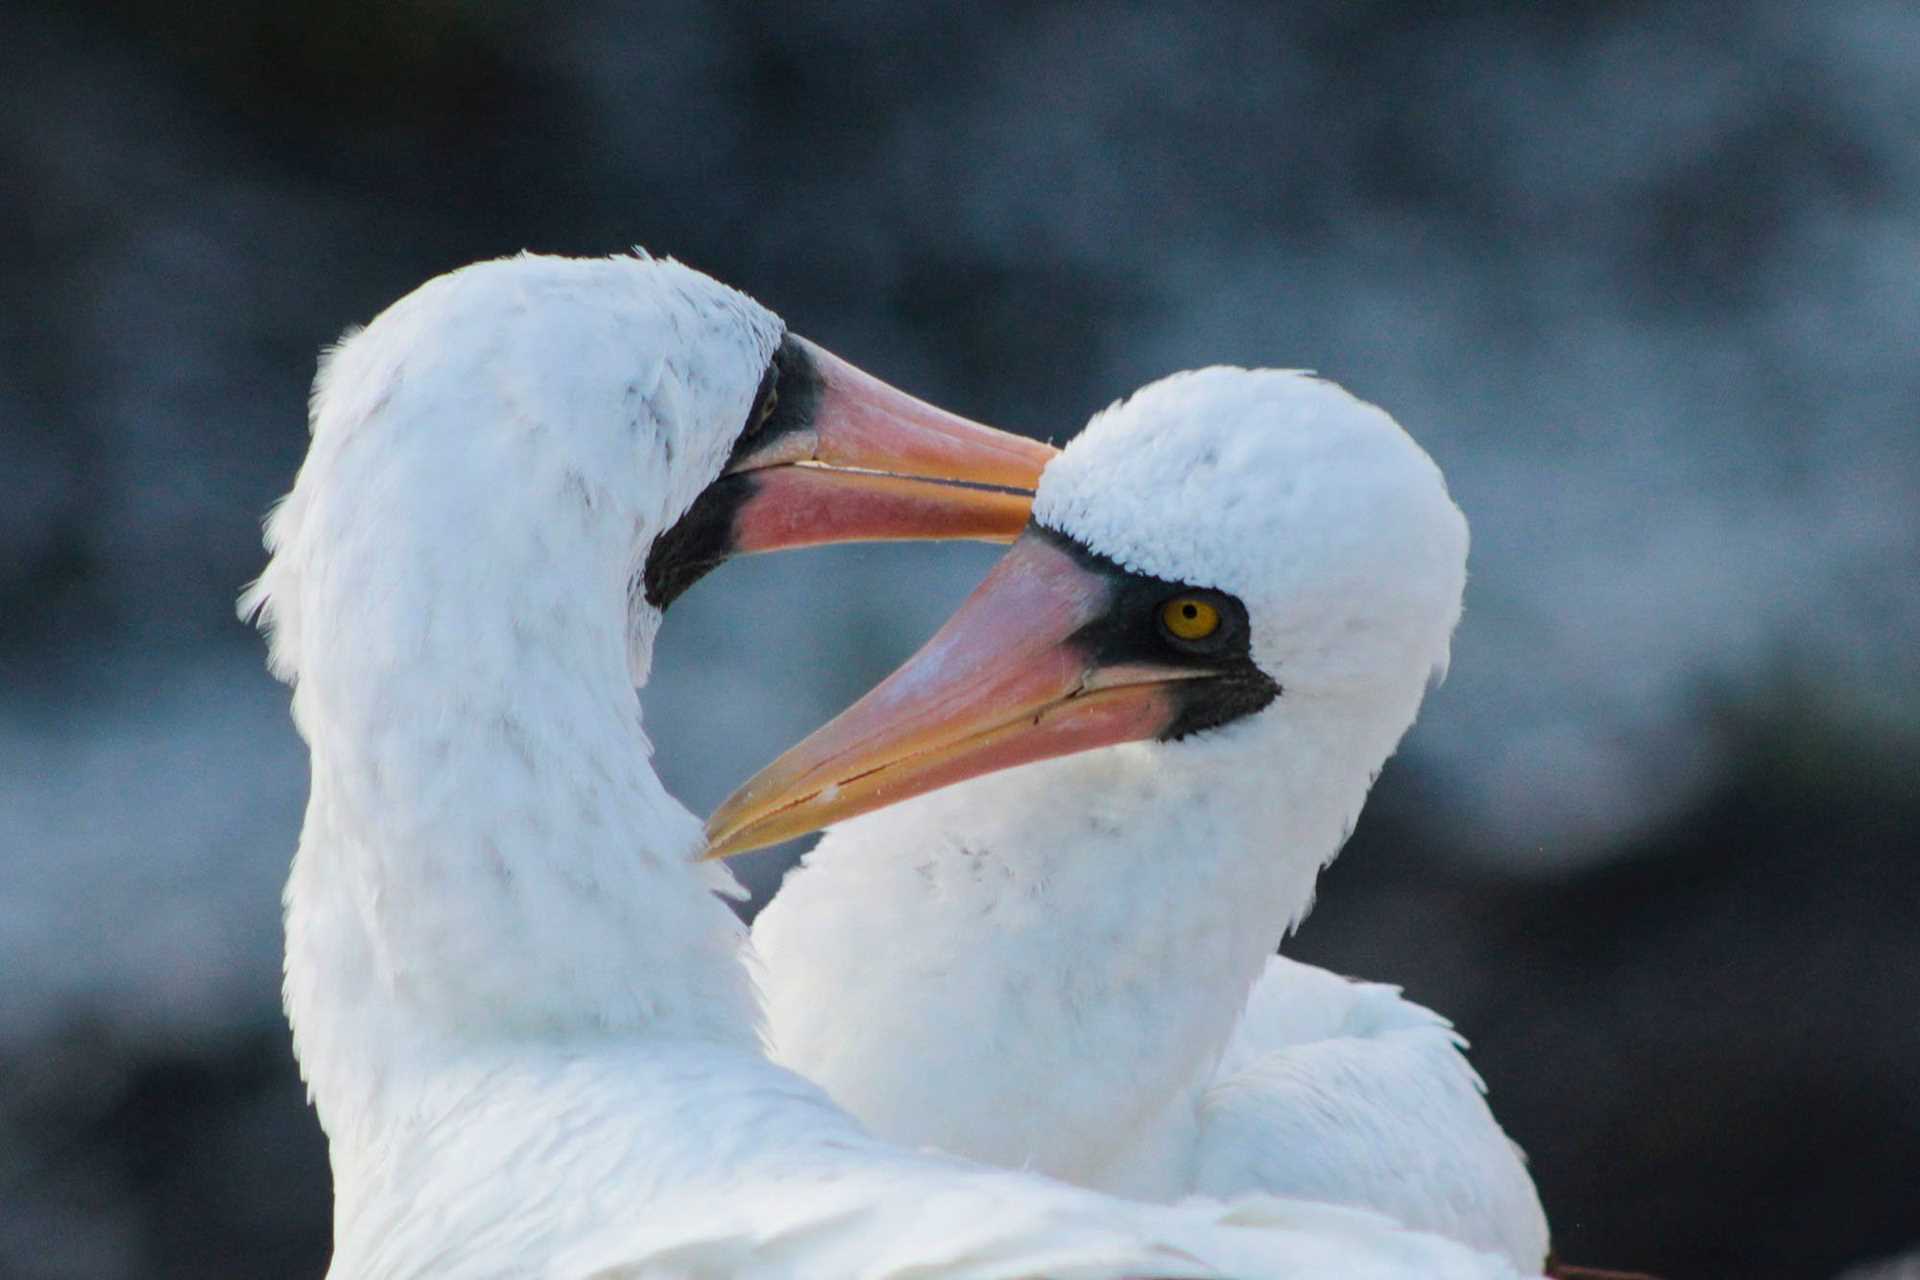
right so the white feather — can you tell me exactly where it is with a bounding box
[755,370,1548,1270]
[249,258,1526,1278]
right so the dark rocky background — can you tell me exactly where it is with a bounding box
[2,2,1915,1277]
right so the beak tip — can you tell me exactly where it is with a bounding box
[695,833,736,863]
[698,818,760,862]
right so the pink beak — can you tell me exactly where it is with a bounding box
[726,336,1056,553]
[703,531,1210,860]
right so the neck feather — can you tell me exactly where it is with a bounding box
[243,251,784,1163]
[757,681,1426,1188]
[273,477,756,1146]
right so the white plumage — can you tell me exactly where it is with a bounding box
[751,370,1551,1271]
[245,256,1528,1278]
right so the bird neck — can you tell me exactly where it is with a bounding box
[276,513,758,1153]
[759,682,1423,1190]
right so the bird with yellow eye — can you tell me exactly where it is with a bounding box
[741,367,1563,1278]
[1161,595,1221,641]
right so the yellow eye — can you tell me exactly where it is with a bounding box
[1160,596,1221,641]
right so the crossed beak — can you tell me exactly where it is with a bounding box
[703,532,1206,860]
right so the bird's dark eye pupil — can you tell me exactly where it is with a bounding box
[1182,604,1198,620]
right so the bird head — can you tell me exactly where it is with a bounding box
[704,368,1469,859]
[242,253,1054,686]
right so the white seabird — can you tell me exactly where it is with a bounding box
[712,369,1552,1272]
[244,257,1528,1279]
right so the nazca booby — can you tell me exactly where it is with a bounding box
[713,369,1551,1271]
[243,257,1529,1279]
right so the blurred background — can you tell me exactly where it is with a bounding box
[2,1,1915,1276]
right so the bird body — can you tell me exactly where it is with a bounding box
[324,1036,1525,1280]
[745,370,1550,1270]
[248,257,1526,1278]
[1194,958,1549,1272]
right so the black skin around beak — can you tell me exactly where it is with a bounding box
[642,335,1051,609]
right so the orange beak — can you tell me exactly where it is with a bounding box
[703,531,1213,860]
[726,336,1055,553]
